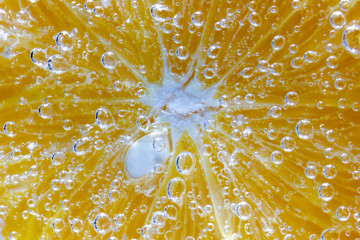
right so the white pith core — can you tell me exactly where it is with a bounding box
[126,73,219,178]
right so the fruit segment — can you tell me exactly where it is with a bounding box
[0,0,360,239]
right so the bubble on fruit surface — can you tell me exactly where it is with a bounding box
[114,214,126,227]
[167,177,186,203]
[51,152,66,165]
[296,119,314,140]
[176,46,189,60]
[319,183,335,202]
[3,122,18,138]
[270,62,283,75]
[330,11,346,30]
[30,48,48,68]
[101,52,117,69]
[95,108,114,129]
[73,137,92,156]
[271,150,283,164]
[304,51,318,63]
[207,45,219,59]
[343,24,360,55]
[339,0,351,11]
[151,211,167,226]
[270,106,282,118]
[258,60,269,72]
[326,55,338,69]
[336,206,350,221]
[284,234,296,240]
[94,212,114,235]
[236,201,253,220]
[321,228,339,240]
[164,205,178,220]
[249,12,261,27]
[52,218,66,232]
[323,165,336,179]
[281,136,296,152]
[150,4,171,22]
[70,218,83,233]
[38,104,52,119]
[305,164,318,179]
[56,31,74,51]
[272,35,285,51]
[191,11,204,27]
[176,152,196,175]
[285,91,299,105]
[136,115,150,132]
[48,55,70,74]
[126,131,170,178]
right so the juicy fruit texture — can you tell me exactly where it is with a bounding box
[0,0,360,239]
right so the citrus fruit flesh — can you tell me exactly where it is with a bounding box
[0,0,360,239]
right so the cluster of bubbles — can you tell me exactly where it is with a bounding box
[0,0,359,239]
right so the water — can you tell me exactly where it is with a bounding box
[1,0,359,239]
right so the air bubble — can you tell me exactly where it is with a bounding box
[258,60,269,72]
[136,115,150,132]
[114,214,126,226]
[94,213,114,235]
[191,11,204,27]
[339,0,351,12]
[236,201,253,220]
[63,119,74,131]
[334,77,346,90]
[176,46,189,60]
[249,12,262,27]
[270,106,281,118]
[323,164,336,179]
[38,104,52,119]
[231,129,242,141]
[336,206,350,221]
[93,6,105,17]
[343,24,360,55]
[270,63,283,75]
[330,11,346,30]
[150,4,171,22]
[74,137,92,156]
[281,136,296,152]
[245,93,255,104]
[71,218,83,233]
[304,51,318,63]
[305,164,317,179]
[272,35,285,51]
[30,48,48,68]
[318,183,334,201]
[207,45,219,59]
[285,91,299,105]
[291,57,304,68]
[48,55,70,74]
[176,152,196,175]
[296,119,314,140]
[56,31,74,51]
[3,122,18,138]
[271,151,283,164]
[126,132,170,178]
[164,205,178,220]
[51,152,66,165]
[167,177,186,202]
[241,67,254,78]
[101,52,117,69]
[52,218,66,232]
[326,55,338,69]
[50,179,61,191]
[96,108,114,129]
[321,228,339,240]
